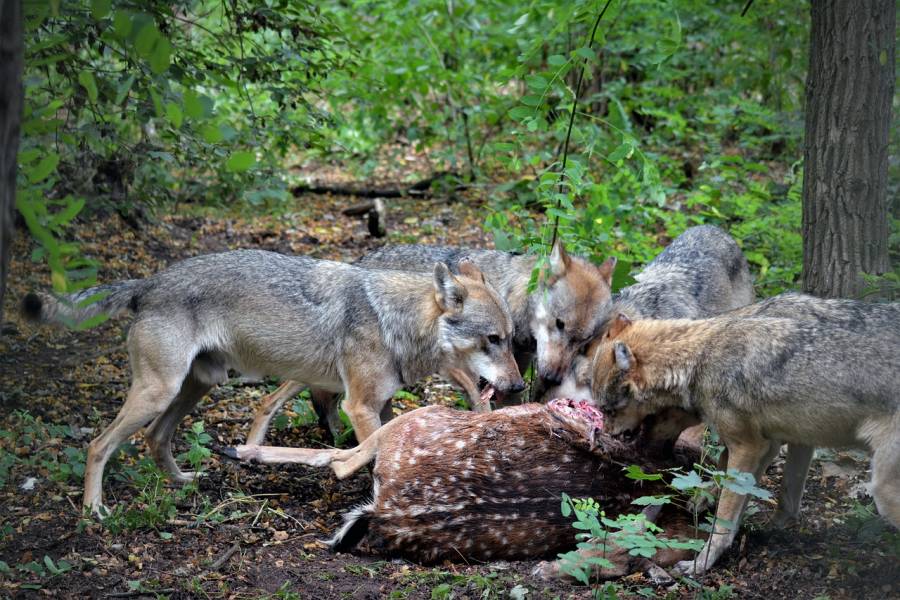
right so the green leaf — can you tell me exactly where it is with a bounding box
[574,47,596,62]
[165,103,183,128]
[27,152,59,183]
[520,94,543,107]
[547,54,567,67]
[225,151,255,173]
[183,90,204,119]
[159,531,173,540]
[670,470,705,491]
[135,22,159,57]
[149,37,172,74]
[149,88,163,118]
[49,197,85,228]
[91,0,111,20]
[114,74,135,104]
[77,70,98,102]
[113,11,132,37]
[632,495,672,506]
[508,106,532,121]
[200,124,223,143]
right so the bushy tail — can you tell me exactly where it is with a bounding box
[327,503,373,553]
[21,279,147,327]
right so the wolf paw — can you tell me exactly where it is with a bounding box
[672,559,707,577]
[532,560,561,580]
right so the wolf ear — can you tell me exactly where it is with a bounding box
[434,262,467,312]
[549,239,571,278]
[597,256,617,286]
[607,313,633,339]
[457,260,486,284]
[613,341,634,372]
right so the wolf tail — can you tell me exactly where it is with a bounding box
[327,502,373,553]
[21,279,147,327]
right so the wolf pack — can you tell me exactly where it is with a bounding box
[22,224,900,579]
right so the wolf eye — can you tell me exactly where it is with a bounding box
[487,334,500,345]
[555,319,565,331]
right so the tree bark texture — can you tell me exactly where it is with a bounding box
[0,0,24,322]
[802,0,895,298]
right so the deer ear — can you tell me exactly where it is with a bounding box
[613,341,634,372]
[597,256,617,286]
[549,239,571,278]
[434,262,467,312]
[457,260,485,284]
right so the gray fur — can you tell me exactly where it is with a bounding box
[592,298,900,574]
[604,225,754,326]
[24,249,523,515]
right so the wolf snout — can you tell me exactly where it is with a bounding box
[538,367,564,386]
[505,379,526,394]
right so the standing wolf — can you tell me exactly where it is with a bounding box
[590,299,900,575]
[548,225,755,403]
[22,250,524,515]
[246,240,617,445]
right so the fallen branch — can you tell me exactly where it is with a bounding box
[106,588,176,598]
[292,170,463,200]
[208,541,241,571]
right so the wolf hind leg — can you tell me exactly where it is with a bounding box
[144,370,213,483]
[772,444,814,526]
[84,322,193,516]
[245,380,306,445]
[870,427,900,529]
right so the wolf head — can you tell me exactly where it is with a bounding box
[587,314,661,437]
[531,240,616,385]
[433,261,524,403]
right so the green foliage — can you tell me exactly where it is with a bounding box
[557,492,704,586]
[0,411,85,488]
[21,0,351,295]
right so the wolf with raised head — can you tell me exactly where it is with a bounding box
[22,250,523,515]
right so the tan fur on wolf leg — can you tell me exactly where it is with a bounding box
[673,438,770,576]
[771,444,814,526]
[84,375,183,515]
[870,429,900,529]
[245,380,305,445]
[145,373,211,483]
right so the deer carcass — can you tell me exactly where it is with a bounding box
[226,400,699,579]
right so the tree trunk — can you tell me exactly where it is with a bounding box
[0,0,24,323]
[801,0,895,298]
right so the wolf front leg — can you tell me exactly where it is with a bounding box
[341,361,401,443]
[672,436,771,576]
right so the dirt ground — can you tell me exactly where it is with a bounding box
[1,189,898,599]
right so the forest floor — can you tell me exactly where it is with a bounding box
[1,170,898,599]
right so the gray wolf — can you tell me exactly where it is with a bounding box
[22,249,523,515]
[226,399,699,578]
[246,240,617,445]
[548,225,754,407]
[589,299,900,574]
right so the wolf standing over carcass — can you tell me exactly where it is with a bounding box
[246,240,618,445]
[22,250,524,516]
[590,298,900,575]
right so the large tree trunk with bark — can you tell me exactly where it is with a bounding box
[801,0,895,298]
[0,0,24,323]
